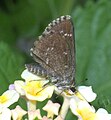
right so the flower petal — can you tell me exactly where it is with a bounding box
[54,115,63,120]
[21,69,43,81]
[25,82,55,101]
[70,98,96,120]
[77,86,97,102]
[42,116,52,120]
[43,100,60,118]
[0,90,19,108]
[14,80,25,96]
[11,105,27,120]
[9,84,15,90]
[95,108,111,120]
[0,108,11,120]
[28,109,42,120]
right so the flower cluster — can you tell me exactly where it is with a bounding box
[0,69,111,120]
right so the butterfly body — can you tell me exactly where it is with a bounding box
[26,15,76,90]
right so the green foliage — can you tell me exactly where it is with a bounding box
[65,109,77,120]
[0,0,111,119]
[0,42,24,94]
[72,0,111,112]
[0,0,76,44]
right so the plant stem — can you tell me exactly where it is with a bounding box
[60,97,70,119]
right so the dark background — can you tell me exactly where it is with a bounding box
[0,0,111,119]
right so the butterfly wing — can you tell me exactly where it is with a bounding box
[28,15,75,88]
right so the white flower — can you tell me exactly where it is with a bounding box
[77,86,97,102]
[70,98,96,120]
[11,105,27,120]
[95,108,111,120]
[14,80,25,96]
[15,80,54,101]
[28,109,42,120]
[55,85,97,119]
[14,69,55,101]
[43,100,60,118]
[54,115,63,120]
[70,96,111,120]
[24,80,53,100]
[0,108,11,120]
[21,69,44,81]
[0,90,19,108]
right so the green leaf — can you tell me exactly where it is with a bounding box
[0,11,16,44]
[66,109,77,120]
[0,41,24,94]
[72,0,111,111]
[11,0,53,37]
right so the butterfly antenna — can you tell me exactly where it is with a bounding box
[75,78,88,87]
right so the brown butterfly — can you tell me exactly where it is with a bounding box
[26,15,76,91]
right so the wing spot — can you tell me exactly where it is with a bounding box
[65,65,68,68]
[52,20,56,26]
[63,52,67,55]
[38,15,71,39]
[38,35,42,39]
[46,27,50,31]
[46,58,49,64]
[51,47,54,51]
[56,18,60,23]
[45,52,48,55]
[47,47,50,51]
[30,52,33,56]
[64,33,72,37]
[69,34,72,37]
[30,48,33,51]
[60,30,63,34]
[64,33,68,36]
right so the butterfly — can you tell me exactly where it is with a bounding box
[26,15,76,91]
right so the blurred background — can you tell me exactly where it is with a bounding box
[0,0,111,119]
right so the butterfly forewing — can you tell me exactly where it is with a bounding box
[28,15,75,89]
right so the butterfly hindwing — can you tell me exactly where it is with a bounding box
[27,15,75,89]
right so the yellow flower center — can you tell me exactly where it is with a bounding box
[0,95,8,103]
[24,81,44,96]
[77,108,96,120]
